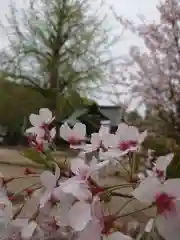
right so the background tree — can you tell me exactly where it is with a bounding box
[114,0,180,143]
[0,80,91,144]
[0,0,118,115]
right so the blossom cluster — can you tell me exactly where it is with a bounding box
[0,108,179,240]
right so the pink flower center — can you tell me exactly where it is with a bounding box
[156,169,164,178]
[119,140,137,151]
[68,136,82,145]
[36,143,43,152]
[40,122,48,130]
[90,185,105,196]
[102,215,116,234]
[155,192,175,215]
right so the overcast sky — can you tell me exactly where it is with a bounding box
[0,0,160,114]
[0,0,160,52]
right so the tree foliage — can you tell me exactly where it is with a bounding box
[0,0,117,112]
[0,80,90,135]
[115,0,180,142]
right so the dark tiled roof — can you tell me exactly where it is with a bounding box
[62,109,88,125]
[99,106,122,126]
[62,105,122,126]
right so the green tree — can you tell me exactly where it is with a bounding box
[0,0,117,115]
[0,80,90,142]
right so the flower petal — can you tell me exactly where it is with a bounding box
[73,123,86,139]
[138,130,147,144]
[144,218,154,232]
[116,123,129,140]
[60,177,92,201]
[104,231,132,240]
[39,108,53,123]
[79,219,102,240]
[40,171,56,189]
[91,133,100,149]
[156,205,180,240]
[155,153,174,172]
[50,128,56,139]
[98,125,110,137]
[59,123,72,141]
[91,196,103,221]
[40,190,51,207]
[21,221,38,239]
[132,176,161,204]
[100,149,128,159]
[162,179,180,198]
[137,172,146,181]
[71,158,88,175]
[29,114,42,127]
[54,202,71,227]
[126,126,139,141]
[25,127,38,135]
[87,158,109,179]
[54,163,60,180]
[68,201,92,231]
[36,128,45,142]
[102,134,118,148]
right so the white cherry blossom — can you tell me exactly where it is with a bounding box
[138,153,174,182]
[11,219,42,240]
[68,196,102,232]
[71,157,110,180]
[100,123,147,159]
[54,175,92,201]
[115,123,147,151]
[153,153,174,179]
[60,122,86,148]
[40,164,60,207]
[26,108,55,142]
[83,124,111,152]
[132,177,180,240]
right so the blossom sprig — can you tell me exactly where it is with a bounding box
[25,108,56,152]
[0,108,178,240]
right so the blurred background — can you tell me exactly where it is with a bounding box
[0,0,179,160]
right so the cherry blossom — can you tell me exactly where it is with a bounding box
[68,201,92,231]
[100,123,147,159]
[115,123,147,150]
[132,177,180,240]
[76,197,132,240]
[153,153,174,180]
[54,176,92,201]
[21,221,41,239]
[82,124,111,152]
[3,106,180,240]
[26,108,55,143]
[68,196,103,232]
[10,219,42,240]
[70,157,110,180]
[138,153,174,182]
[60,122,86,148]
[53,199,74,227]
[40,164,60,207]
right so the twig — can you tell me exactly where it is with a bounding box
[117,205,154,218]
[111,192,133,198]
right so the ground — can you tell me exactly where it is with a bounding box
[0,148,156,234]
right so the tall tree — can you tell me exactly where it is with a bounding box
[0,0,117,114]
[115,0,180,142]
